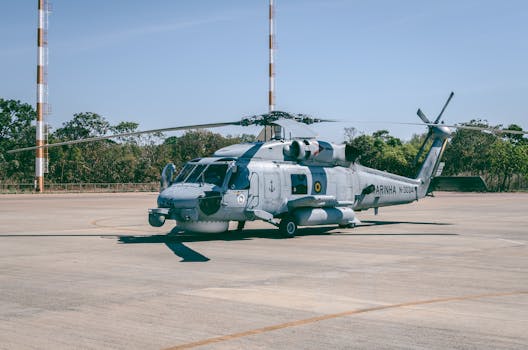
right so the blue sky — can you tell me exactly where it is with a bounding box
[1,0,527,142]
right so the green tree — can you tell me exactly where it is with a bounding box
[489,139,528,191]
[0,99,36,182]
[440,120,528,190]
[345,129,418,177]
[54,112,111,140]
[502,124,527,145]
[442,120,496,176]
[49,113,126,183]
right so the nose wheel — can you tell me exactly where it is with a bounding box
[279,216,297,238]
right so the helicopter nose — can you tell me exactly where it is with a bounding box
[157,186,203,208]
[157,185,223,218]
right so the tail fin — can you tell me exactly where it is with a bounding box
[413,92,454,198]
[415,127,450,198]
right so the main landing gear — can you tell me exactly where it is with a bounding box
[279,215,297,238]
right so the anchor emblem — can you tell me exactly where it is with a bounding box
[269,180,276,193]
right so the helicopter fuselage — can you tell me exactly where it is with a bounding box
[149,138,430,234]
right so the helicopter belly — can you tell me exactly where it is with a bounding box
[176,220,229,233]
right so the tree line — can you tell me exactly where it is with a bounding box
[1,98,526,191]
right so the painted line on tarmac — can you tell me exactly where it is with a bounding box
[497,238,526,246]
[164,290,528,350]
[91,217,159,234]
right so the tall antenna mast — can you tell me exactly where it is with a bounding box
[268,0,275,113]
[269,0,283,139]
[36,0,50,192]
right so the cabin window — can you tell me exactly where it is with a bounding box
[291,174,307,194]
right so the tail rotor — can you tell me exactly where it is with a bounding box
[413,92,454,167]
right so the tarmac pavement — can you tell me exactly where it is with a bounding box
[0,192,527,349]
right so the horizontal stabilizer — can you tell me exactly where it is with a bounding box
[429,176,488,192]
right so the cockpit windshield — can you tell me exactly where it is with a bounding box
[174,163,229,187]
[174,164,194,183]
[185,164,207,183]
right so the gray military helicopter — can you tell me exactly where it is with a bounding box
[148,104,450,237]
[9,94,528,237]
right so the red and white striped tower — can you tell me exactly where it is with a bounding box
[268,0,275,113]
[36,0,49,192]
[269,0,283,139]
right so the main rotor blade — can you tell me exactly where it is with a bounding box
[434,91,454,124]
[417,109,431,124]
[7,121,241,154]
[449,124,527,135]
[391,122,528,135]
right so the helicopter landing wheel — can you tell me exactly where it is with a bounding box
[236,221,246,231]
[279,216,297,238]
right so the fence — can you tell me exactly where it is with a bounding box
[0,183,159,194]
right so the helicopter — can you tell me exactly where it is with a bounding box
[148,100,451,237]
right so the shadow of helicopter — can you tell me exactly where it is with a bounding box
[117,226,336,262]
[116,221,457,262]
[118,234,211,262]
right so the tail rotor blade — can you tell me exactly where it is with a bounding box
[417,109,431,124]
[434,91,454,124]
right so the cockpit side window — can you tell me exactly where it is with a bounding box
[228,166,250,190]
[203,164,229,187]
